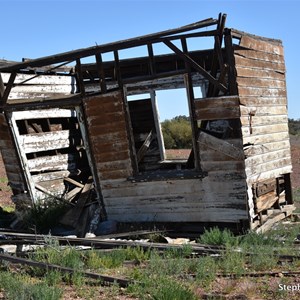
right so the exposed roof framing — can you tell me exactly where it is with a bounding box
[0,13,231,110]
[0,17,219,72]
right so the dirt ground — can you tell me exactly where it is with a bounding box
[1,136,300,207]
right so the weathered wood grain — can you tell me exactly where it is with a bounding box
[242,131,289,145]
[198,131,244,160]
[237,77,285,89]
[244,140,290,157]
[27,154,77,172]
[234,55,285,72]
[239,97,287,107]
[238,87,286,98]
[235,66,285,80]
[12,108,76,120]
[234,49,284,64]
[19,130,80,153]
[241,123,288,137]
[240,105,287,116]
[239,35,284,55]
[1,73,74,85]
[83,92,133,181]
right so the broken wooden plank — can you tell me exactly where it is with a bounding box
[198,131,244,160]
[137,130,153,163]
[235,66,284,80]
[255,191,278,213]
[60,177,93,228]
[65,187,83,201]
[64,177,84,189]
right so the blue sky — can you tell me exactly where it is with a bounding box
[1,0,299,119]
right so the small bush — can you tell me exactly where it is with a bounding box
[0,271,62,300]
[22,198,69,233]
[199,227,236,246]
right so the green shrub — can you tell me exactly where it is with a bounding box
[199,227,237,246]
[0,271,62,300]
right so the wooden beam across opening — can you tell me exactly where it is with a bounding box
[163,39,227,93]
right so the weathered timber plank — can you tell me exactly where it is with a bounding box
[7,84,73,94]
[86,131,128,144]
[235,66,285,80]
[240,105,287,116]
[92,141,130,155]
[245,158,292,177]
[19,130,79,153]
[195,107,240,120]
[245,149,291,168]
[241,115,289,131]
[12,108,76,120]
[242,131,290,145]
[27,154,77,172]
[238,87,286,98]
[234,49,284,64]
[234,55,285,72]
[83,91,132,181]
[244,140,290,156]
[256,210,293,234]
[194,95,239,109]
[96,160,133,173]
[241,123,288,137]
[255,191,278,213]
[239,97,287,107]
[37,179,65,193]
[236,77,285,89]
[247,166,292,185]
[102,178,206,198]
[88,111,125,127]
[105,208,248,223]
[60,178,93,228]
[201,161,245,172]
[198,131,244,160]
[31,171,72,182]
[200,149,242,162]
[239,35,284,55]
[99,169,133,180]
[2,73,73,85]
[7,91,79,101]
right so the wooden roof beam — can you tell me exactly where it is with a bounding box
[0,17,219,72]
[163,39,227,93]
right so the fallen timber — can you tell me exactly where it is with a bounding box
[0,253,131,287]
[0,231,223,255]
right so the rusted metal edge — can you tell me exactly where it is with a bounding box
[0,253,131,287]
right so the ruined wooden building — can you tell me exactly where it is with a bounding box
[0,14,294,233]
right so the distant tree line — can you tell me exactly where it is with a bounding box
[161,117,300,149]
[288,119,300,135]
[161,115,192,149]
